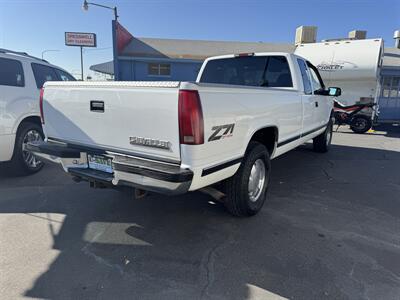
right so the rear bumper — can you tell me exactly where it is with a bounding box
[27,141,193,195]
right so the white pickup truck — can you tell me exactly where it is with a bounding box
[28,53,340,216]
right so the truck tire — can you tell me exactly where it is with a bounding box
[350,115,372,134]
[223,141,271,217]
[10,121,44,175]
[313,120,333,153]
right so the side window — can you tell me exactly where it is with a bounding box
[31,63,59,88]
[0,57,25,87]
[307,63,325,93]
[309,68,323,92]
[148,63,171,76]
[297,59,312,94]
[55,68,76,81]
[263,56,293,87]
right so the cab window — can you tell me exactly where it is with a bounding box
[307,62,325,93]
[263,56,293,87]
[200,55,293,88]
[297,59,312,94]
[200,56,268,87]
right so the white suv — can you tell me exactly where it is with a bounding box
[0,49,76,175]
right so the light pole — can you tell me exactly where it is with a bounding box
[82,0,119,80]
[41,49,60,60]
[82,0,118,21]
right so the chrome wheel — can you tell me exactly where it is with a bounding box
[22,129,43,169]
[248,159,266,202]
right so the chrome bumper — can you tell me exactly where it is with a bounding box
[27,141,193,195]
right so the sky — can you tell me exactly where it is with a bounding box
[0,0,399,79]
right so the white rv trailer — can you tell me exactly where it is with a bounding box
[295,39,384,119]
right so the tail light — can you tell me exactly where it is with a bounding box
[39,87,45,124]
[178,90,204,145]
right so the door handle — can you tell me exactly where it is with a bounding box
[315,101,319,107]
[90,101,104,112]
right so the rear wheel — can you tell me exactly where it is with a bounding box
[223,142,271,217]
[10,122,44,175]
[313,119,333,153]
[350,115,372,134]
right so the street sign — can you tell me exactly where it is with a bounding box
[65,32,97,47]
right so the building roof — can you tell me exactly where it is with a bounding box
[120,37,295,60]
[382,47,400,68]
[89,60,114,75]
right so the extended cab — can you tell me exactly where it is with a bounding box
[28,53,340,216]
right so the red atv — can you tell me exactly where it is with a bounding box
[333,100,377,134]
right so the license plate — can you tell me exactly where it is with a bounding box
[87,154,113,173]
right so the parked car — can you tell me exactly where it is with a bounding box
[0,48,75,174]
[28,52,340,216]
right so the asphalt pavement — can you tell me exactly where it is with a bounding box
[1,126,399,300]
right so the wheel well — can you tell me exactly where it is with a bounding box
[250,127,278,155]
[16,116,41,133]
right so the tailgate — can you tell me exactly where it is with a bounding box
[42,81,182,162]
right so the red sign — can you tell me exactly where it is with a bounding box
[116,22,133,54]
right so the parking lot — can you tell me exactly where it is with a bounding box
[0,127,399,300]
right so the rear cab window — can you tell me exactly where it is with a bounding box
[200,55,293,88]
[0,57,25,87]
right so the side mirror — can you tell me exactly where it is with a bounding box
[328,87,341,97]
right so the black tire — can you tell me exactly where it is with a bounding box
[313,119,333,153]
[9,121,44,175]
[223,141,271,217]
[350,115,372,134]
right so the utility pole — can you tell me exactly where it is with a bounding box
[80,46,84,81]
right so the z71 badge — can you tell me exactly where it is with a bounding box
[208,123,235,142]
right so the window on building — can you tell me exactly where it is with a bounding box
[390,77,399,98]
[382,77,391,97]
[148,63,171,76]
[31,63,59,88]
[0,57,25,87]
[381,76,400,98]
